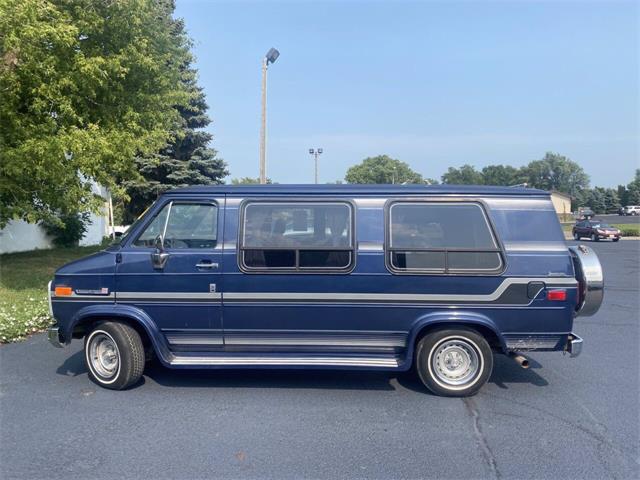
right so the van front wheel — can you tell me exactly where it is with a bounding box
[85,321,145,390]
[415,328,493,397]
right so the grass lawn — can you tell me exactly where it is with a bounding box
[0,245,103,343]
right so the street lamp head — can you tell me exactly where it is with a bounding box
[317,148,323,155]
[309,148,315,155]
[265,48,280,65]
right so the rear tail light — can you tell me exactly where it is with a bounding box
[547,289,567,301]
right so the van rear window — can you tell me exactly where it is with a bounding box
[387,202,503,274]
[240,202,354,272]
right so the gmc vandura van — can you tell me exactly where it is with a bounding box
[47,185,603,396]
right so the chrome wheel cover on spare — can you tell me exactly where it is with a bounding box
[429,337,483,389]
[87,331,120,381]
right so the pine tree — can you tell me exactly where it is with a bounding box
[122,19,228,223]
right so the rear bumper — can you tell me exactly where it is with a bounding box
[566,333,583,358]
[47,326,64,348]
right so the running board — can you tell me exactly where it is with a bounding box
[170,354,402,368]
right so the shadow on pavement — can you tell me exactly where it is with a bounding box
[56,350,549,393]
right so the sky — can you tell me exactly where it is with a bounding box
[175,0,639,187]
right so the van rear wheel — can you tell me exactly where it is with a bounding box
[84,321,145,390]
[415,328,492,397]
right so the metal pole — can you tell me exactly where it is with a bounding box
[314,151,318,184]
[259,58,268,184]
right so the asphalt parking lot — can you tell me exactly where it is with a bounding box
[1,241,638,480]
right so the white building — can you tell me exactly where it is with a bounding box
[0,183,110,254]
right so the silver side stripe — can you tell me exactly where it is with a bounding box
[171,355,401,368]
[503,241,570,252]
[117,292,222,301]
[225,335,406,348]
[84,277,576,304]
[223,277,577,303]
[165,335,223,346]
[52,292,115,301]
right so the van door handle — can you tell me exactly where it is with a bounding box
[196,261,218,269]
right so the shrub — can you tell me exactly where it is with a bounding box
[42,213,90,247]
[620,228,640,237]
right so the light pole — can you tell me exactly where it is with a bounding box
[309,148,323,184]
[259,47,280,184]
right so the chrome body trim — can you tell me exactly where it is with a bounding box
[505,335,563,351]
[165,335,224,346]
[567,333,583,358]
[47,326,64,348]
[47,280,53,317]
[171,354,401,368]
[117,292,222,301]
[569,245,604,316]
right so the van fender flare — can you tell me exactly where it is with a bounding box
[67,304,173,365]
[402,311,506,371]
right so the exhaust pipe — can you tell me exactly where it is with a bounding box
[508,352,530,369]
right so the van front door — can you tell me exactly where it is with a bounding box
[116,198,224,351]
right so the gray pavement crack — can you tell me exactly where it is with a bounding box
[463,397,502,480]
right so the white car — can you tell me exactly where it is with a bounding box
[623,205,640,216]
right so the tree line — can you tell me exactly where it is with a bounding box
[1,0,228,229]
[1,1,636,233]
[344,153,640,213]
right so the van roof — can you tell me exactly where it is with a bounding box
[167,184,549,197]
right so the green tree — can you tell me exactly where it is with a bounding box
[603,188,621,213]
[522,152,589,194]
[0,0,191,227]
[481,165,525,186]
[123,20,228,223]
[345,155,423,184]
[625,169,640,204]
[231,177,273,185]
[441,165,484,185]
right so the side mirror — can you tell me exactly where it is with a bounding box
[151,235,169,270]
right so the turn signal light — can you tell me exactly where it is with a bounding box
[54,286,73,296]
[546,289,567,301]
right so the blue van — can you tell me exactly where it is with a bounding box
[47,185,603,396]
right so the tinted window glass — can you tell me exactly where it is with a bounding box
[448,252,502,271]
[133,204,170,247]
[390,203,496,249]
[134,203,217,249]
[243,203,351,248]
[243,249,295,268]
[391,251,446,271]
[388,202,502,274]
[241,202,354,271]
[492,209,564,243]
[299,250,351,269]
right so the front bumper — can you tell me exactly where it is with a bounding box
[566,333,583,358]
[596,233,620,239]
[47,326,64,348]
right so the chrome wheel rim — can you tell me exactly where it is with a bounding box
[431,338,480,387]
[88,332,120,379]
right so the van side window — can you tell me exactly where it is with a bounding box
[387,202,503,274]
[240,202,354,271]
[133,202,217,249]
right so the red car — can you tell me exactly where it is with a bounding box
[572,220,621,242]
